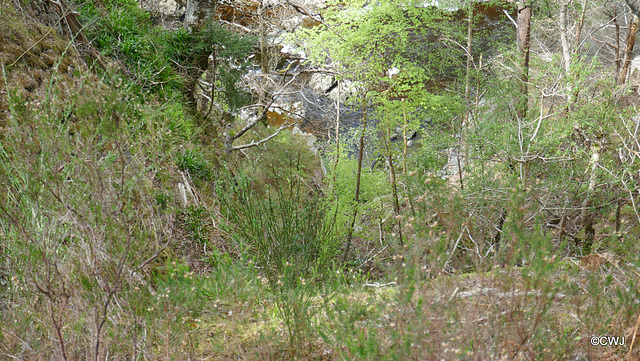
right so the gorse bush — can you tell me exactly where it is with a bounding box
[218,169,343,355]
[219,171,341,285]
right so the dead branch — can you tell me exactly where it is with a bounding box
[285,0,345,42]
[230,123,292,152]
[232,98,275,141]
[363,281,396,288]
[452,287,567,301]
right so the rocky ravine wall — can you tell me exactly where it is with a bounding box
[143,0,360,137]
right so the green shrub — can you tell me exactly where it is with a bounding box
[218,169,342,355]
[220,172,340,284]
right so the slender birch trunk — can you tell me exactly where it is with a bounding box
[332,80,341,187]
[559,0,572,102]
[342,92,366,263]
[580,144,601,249]
[386,128,404,247]
[516,4,531,120]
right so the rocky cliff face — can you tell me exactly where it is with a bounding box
[150,0,350,136]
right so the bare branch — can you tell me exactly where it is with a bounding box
[233,98,276,141]
[230,123,293,151]
[285,0,346,42]
[452,287,566,301]
[135,233,173,272]
[219,19,256,34]
[503,9,518,28]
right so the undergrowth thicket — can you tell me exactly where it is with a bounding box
[1,0,640,360]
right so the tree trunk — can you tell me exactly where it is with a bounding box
[332,79,341,187]
[559,0,572,101]
[259,1,269,75]
[580,143,600,250]
[402,104,408,174]
[464,1,474,127]
[258,1,269,122]
[493,208,508,249]
[516,4,531,119]
[386,129,404,247]
[458,1,473,189]
[614,6,622,75]
[574,0,588,51]
[619,15,640,85]
[342,93,367,263]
